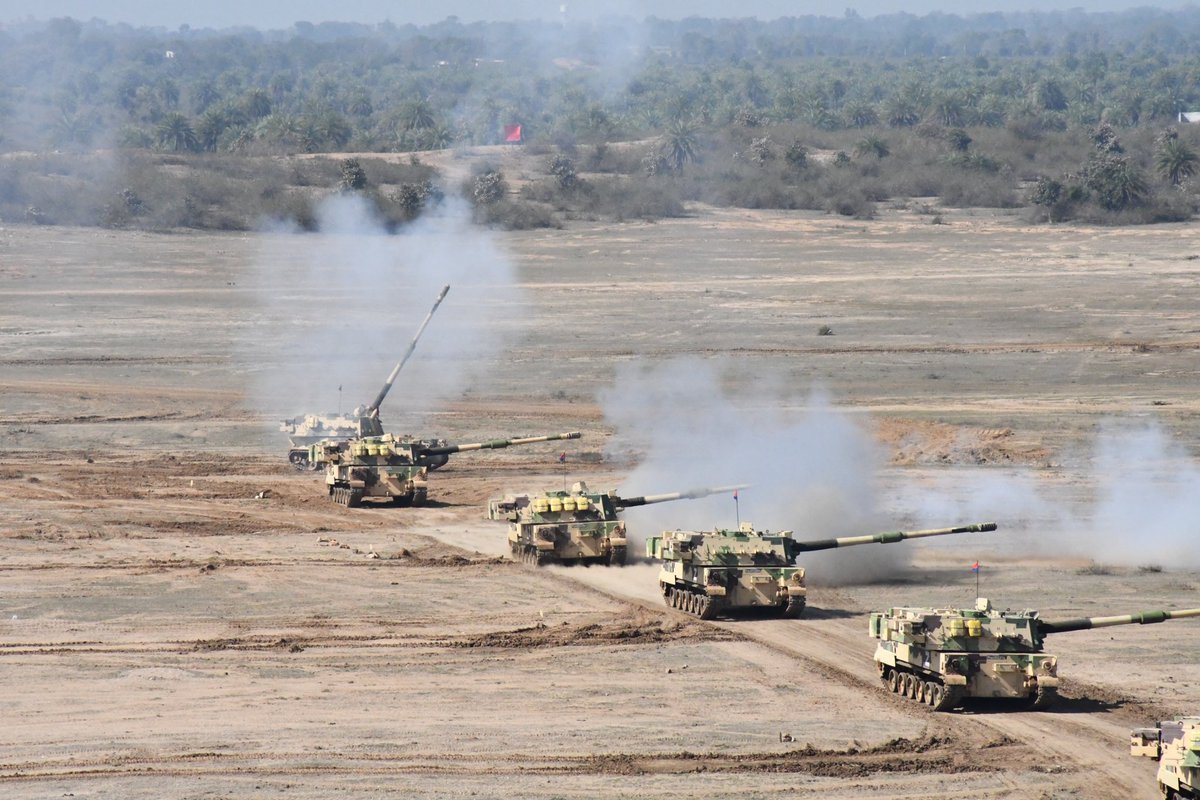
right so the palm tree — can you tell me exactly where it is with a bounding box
[1155,136,1198,186]
[399,98,436,132]
[661,118,699,173]
[156,112,198,152]
[195,109,227,152]
[854,135,890,159]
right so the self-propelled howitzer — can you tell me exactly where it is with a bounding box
[318,431,582,507]
[280,285,450,467]
[1130,717,1200,800]
[647,522,997,620]
[490,482,745,566]
[871,600,1200,711]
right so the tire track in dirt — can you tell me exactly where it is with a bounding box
[557,568,1158,800]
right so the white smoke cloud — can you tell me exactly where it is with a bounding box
[246,192,522,433]
[600,357,903,584]
[882,420,1200,570]
[602,358,1200,584]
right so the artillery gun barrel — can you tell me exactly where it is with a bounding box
[1040,607,1200,635]
[423,431,582,456]
[618,484,749,508]
[366,284,450,415]
[791,522,998,553]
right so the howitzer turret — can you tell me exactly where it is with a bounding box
[492,482,745,567]
[646,521,998,620]
[318,430,582,508]
[280,285,450,467]
[871,599,1200,712]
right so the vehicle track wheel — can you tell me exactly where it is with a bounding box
[698,595,717,620]
[931,685,962,712]
[1029,685,1058,711]
[920,681,932,704]
[347,490,363,508]
[910,676,922,700]
[782,596,806,618]
[888,670,901,693]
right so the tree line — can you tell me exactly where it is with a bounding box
[2,9,1200,227]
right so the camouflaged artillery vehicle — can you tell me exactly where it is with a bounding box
[314,431,582,507]
[281,285,450,468]
[871,600,1200,712]
[646,522,997,620]
[489,482,745,567]
[1131,718,1200,799]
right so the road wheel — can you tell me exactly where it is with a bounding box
[932,685,962,712]
[1028,685,1058,711]
[698,595,718,620]
[888,670,901,693]
[781,596,806,618]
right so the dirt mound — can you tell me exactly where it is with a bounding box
[573,734,1021,777]
[448,617,729,649]
[876,418,1051,466]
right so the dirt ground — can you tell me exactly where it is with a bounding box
[2,205,1200,799]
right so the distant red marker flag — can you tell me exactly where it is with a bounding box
[733,488,739,499]
[504,124,523,143]
[970,561,981,573]
[558,452,566,463]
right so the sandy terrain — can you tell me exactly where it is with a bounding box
[2,205,1200,798]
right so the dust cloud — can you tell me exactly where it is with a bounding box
[893,420,1200,570]
[600,358,1200,584]
[599,357,905,585]
[245,192,523,433]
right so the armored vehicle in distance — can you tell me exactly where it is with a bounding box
[647,522,997,620]
[491,482,743,567]
[316,431,581,507]
[1131,718,1200,800]
[281,285,450,468]
[872,600,1200,711]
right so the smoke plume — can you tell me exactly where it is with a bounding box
[892,419,1200,569]
[246,193,522,434]
[600,357,902,584]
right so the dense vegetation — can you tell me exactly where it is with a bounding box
[3,9,1200,228]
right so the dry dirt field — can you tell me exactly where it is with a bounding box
[2,204,1200,799]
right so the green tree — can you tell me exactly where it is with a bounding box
[854,134,890,159]
[156,112,198,152]
[660,118,700,173]
[339,158,367,191]
[1155,132,1198,185]
[1082,151,1147,211]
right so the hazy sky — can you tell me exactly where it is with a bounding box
[1,1,1192,30]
